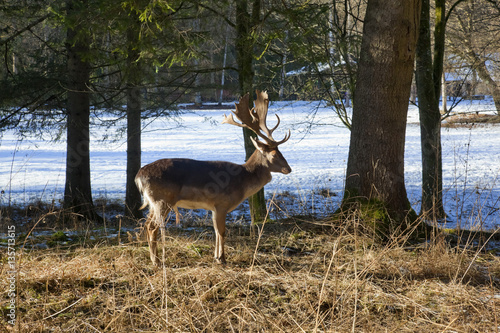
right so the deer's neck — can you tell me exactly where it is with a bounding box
[243,150,272,182]
[238,150,272,199]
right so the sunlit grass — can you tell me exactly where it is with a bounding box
[1,203,499,332]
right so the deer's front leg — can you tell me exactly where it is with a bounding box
[212,209,227,264]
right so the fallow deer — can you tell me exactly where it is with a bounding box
[135,90,291,265]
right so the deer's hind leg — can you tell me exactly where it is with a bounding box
[145,201,171,266]
[173,207,181,225]
[145,214,160,266]
[212,208,227,264]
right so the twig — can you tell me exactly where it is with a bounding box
[43,297,84,320]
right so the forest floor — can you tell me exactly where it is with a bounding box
[1,205,499,332]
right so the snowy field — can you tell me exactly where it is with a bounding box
[1,99,499,231]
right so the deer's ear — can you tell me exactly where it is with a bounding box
[250,136,266,153]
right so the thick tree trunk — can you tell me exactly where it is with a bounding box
[343,0,420,222]
[415,0,446,219]
[235,0,266,223]
[125,25,143,219]
[64,0,99,221]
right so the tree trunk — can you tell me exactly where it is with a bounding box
[450,0,500,115]
[441,71,447,113]
[64,0,99,221]
[235,0,266,223]
[415,0,446,219]
[343,0,420,223]
[125,24,143,219]
[471,54,500,114]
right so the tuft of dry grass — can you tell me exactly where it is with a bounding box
[1,215,499,332]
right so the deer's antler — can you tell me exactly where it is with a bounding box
[222,90,290,147]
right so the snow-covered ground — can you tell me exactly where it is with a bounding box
[1,98,499,230]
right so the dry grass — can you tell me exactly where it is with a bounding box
[443,113,500,127]
[1,215,500,332]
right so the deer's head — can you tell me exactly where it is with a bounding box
[223,90,291,175]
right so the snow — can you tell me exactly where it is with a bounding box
[1,98,499,231]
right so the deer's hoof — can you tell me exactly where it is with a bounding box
[215,257,226,265]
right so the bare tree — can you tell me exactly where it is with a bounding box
[447,0,500,114]
[343,0,421,224]
[415,0,446,219]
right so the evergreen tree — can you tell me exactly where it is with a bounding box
[63,0,100,220]
[234,0,267,223]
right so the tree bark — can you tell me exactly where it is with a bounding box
[466,50,500,114]
[343,0,420,222]
[64,0,99,221]
[235,0,267,223]
[415,0,446,219]
[125,24,143,219]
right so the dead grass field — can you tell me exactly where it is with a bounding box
[1,213,500,332]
